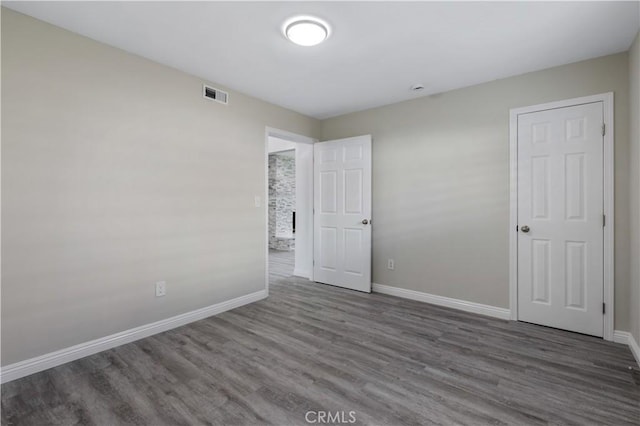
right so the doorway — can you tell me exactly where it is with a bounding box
[509,93,614,340]
[265,128,316,289]
[268,147,296,255]
[265,129,374,295]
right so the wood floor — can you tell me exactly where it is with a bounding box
[2,250,639,425]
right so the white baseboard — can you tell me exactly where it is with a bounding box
[0,289,267,384]
[372,284,640,366]
[293,269,311,279]
[613,330,640,366]
[372,283,511,320]
[613,330,629,344]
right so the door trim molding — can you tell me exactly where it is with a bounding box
[508,93,614,341]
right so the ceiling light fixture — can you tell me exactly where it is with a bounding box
[284,16,330,47]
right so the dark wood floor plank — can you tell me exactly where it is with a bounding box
[2,249,638,425]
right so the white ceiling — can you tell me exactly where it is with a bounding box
[5,1,639,119]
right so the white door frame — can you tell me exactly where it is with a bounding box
[509,92,615,341]
[264,127,317,294]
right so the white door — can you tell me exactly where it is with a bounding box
[313,135,372,292]
[517,102,604,337]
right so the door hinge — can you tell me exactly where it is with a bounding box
[602,123,606,136]
[603,214,606,227]
[603,303,606,314]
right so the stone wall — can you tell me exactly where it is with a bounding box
[269,152,295,250]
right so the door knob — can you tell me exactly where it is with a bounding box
[521,225,530,233]
[362,219,369,225]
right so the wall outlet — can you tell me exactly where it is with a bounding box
[155,281,166,297]
[387,259,395,270]
[254,196,261,207]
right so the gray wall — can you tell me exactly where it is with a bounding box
[321,53,632,331]
[1,9,320,365]
[630,30,640,345]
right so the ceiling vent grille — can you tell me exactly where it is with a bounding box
[203,84,229,105]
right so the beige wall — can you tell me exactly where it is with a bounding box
[322,53,631,331]
[630,30,640,345]
[1,9,320,365]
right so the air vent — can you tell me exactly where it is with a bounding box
[203,85,229,105]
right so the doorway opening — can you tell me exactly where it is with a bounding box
[269,147,296,252]
[269,146,296,277]
[265,128,316,290]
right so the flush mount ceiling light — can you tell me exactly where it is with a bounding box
[284,16,330,47]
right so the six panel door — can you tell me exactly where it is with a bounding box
[517,102,604,337]
[313,135,372,293]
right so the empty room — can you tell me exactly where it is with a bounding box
[1,1,639,425]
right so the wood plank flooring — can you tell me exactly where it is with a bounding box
[2,250,639,425]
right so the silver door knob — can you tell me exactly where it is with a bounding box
[521,225,530,233]
[362,219,369,225]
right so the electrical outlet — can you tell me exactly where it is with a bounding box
[387,259,395,270]
[254,196,261,207]
[155,281,166,297]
